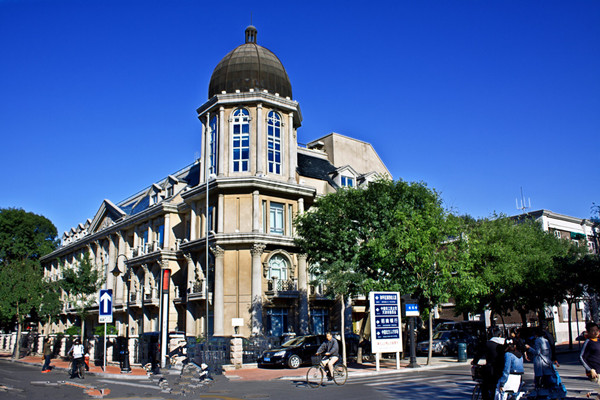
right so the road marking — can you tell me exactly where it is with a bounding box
[96,379,161,390]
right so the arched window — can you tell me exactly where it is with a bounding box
[209,116,218,175]
[267,111,282,174]
[267,254,288,281]
[232,108,250,172]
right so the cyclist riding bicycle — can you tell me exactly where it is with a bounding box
[67,338,85,379]
[316,332,339,381]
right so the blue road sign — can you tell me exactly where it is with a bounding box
[405,303,419,317]
[99,289,113,323]
[370,292,402,353]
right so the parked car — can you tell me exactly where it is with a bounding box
[258,335,325,368]
[417,330,477,356]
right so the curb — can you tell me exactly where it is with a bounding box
[273,361,472,381]
[4,358,150,381]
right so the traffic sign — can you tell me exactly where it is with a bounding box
[99,289,113,323]
[369,292,402,353]
[405,303,419,317]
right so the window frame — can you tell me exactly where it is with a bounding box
[267,111,282,175]
[231,108,250,172]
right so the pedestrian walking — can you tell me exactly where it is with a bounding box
[41,337,53,372]
[580,322,600,397]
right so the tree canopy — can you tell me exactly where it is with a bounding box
[0,208,60,358]
[0,208,59,264]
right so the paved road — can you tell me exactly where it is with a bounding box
[1,349,597,400]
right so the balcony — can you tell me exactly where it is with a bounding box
[187,279,212,301]
[143,287,160,306]
[309,283,328,298]
[129,291,142,307]
[266,278,299,298]
[130,241,163,259]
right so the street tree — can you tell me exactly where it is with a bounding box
[0,208,59,359]
[61,252,104,341]
[295,179,465,363]
[454,215,577,329]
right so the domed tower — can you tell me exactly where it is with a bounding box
[196,25,302,183]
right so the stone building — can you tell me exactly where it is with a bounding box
[40,26,390,345]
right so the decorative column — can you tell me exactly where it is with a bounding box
[298,197,304,214]
[164,214,171,251]
[184,253,196,336]
[251,243,266,335]
[190,202,197,241]
[211,245,225,336]
[252,191,260,233]
[115,232,125,302]
[256,103,263,175]
[218,107,225,176]
[107,235,116,292]
[217,194,224,233]
[200,118,206,183]
[297,254,309,334]
[288,112,296,183]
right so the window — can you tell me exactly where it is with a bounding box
[341,176,354,188]
[232,108,250,172]
[209,116,218,175]
[268,254,288,280]
[266,308,288,337]
[270,202,284,235]
[310,308,329,335]
[267,111,282,174]
[207,206,214,234]
[166,186,173,197]
[157,224,164,248]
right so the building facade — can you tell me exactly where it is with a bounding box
[40,26,390,345]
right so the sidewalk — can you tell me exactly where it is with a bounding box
[0,352,147,379]
[224,342,583,382]
[224,355,468,381]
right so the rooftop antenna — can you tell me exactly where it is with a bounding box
[515,187,531,214]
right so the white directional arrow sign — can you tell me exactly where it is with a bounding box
[98,289,113,323]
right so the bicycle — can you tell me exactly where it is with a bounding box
[306,355,347,388]
[471,365,524,400]
[68,357,85,379]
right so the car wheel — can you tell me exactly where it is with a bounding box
[441,346,449,357]
[287,354,301,369]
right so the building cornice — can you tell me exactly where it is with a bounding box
[41,202,179,262]
[196,92,302,127]
[181,176,316,201]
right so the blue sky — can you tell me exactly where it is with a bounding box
[1,0,599,237]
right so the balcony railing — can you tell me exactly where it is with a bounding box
[267,278,298,297]
[309,283,327,297]
[187,279,208,300]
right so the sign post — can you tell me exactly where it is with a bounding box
[369,292,402,371]
[99,289,113,371]
[403,298,420,368]
[160,268,171,369]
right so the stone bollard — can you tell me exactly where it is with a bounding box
[37,335,45,355]
[59,337,67,357]
[230,337,243,369]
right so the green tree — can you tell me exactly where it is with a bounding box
[61,253,104,341]
[295,179,464,363]
[0,208,59,359]
[454,215,576,329]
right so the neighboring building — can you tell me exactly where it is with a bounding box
[517,209,599,342]
[40,26,390,346]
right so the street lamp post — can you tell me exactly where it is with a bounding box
[111,254,132,373]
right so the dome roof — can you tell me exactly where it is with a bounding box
[208,26,293,99]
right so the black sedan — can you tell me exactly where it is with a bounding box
[258,335,325,368]
[417,330,476,356]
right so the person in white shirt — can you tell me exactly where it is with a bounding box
[67,338,85,378]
